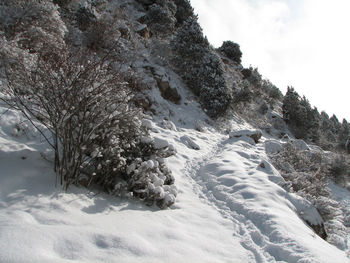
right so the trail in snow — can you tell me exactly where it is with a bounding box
[181,132,349,263]
[1,94,350,262]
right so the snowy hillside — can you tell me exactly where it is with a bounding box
[1,0,350,262]
[1,85,350,262]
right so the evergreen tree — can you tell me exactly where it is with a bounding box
[282,87,319,140]
[171,16,231,118]
[218,40,242,64]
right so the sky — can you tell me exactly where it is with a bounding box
[190,0,350,121]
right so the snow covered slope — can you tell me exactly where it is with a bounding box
[1,97,350,263]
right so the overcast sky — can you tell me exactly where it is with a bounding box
[190,0,350,121]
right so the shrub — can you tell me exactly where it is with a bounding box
[76,5,97,31]
[241,68,252,79]
[233,83,253,104]
[0,0,67,53]
[329,155,349,186]
[247,67,262,87]
[218,41,242,64]
[82,6,123,51]
[171,16,209,62]
[145,3,176,36]
[261,79,282,100]
[0,42,177,208]
[269,142,337,221]
[258,101,269,115]
[174,0,194,26]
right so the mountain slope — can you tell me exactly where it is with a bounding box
[1,91,349,262]
[0,0,349,262]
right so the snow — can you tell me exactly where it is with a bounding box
[1,25,349,261]
[1,1,349,262]
[1,99,350,263]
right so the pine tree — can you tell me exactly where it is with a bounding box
[171,16,231,118]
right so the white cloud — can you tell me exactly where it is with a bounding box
[190,0,350,120]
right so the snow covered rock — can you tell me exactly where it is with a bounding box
[141,119,153,129]
[160,119,177,131]
[265,140,284,155]
[288,193,327,239]
[290,139,310,151]
[153,137,169,149]
[155,76,181,104]
[269,111,287,131]
[229,129,262,143]
[180,135,200,150]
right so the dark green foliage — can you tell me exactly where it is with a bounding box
[173,0,194,25]
[199,53,232,117]
[329,155,349,186]
[218,41,242,64]
[338,119,350,150]
[282,87,320,140]
[83,8,121,51]
[259,101,269,115]
[76,6,97,31]
[243,66,262,88]
[171,16,209,61]
[0,0,66,53]
[241,68,251,79]
[262,79,282,100]
[233,84,253,104]
[53,0,70,7]
[171,16,231,118]
[145,3,176,36]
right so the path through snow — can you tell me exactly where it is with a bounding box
[180,131,349,263]
[1,103,349,262]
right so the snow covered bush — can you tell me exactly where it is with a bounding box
[145,3,176,36]
[76,5,97,31]
[198,53,232,117]
[218,40,242,64]
[241,67,262,88]
[328,155,349,187]
[171,16,231,118]
[171,16,209,62]
[0,0,67,54]
[233,82,253,104]
[261,79,282,100]
[268,141,348,242]
[125,155,177,208]
[173,0,194,26]
[0,41,177,208]
[82,5,124,51]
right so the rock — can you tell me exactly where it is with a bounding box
[155,77,181,104]
[133,95,152,112]
[306,222,328,240]
[290,139,310,151]
[181,135,200,150]
[289,194,327,240]
[119,26,130,39]
[229,129,262,143]
[153,137,169,149]
[259,162,265,168]
[269,111,287,131]
[161,120,177,131]
[265,140,284,155]
[141,119,153,129]
[136,24,150,38]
